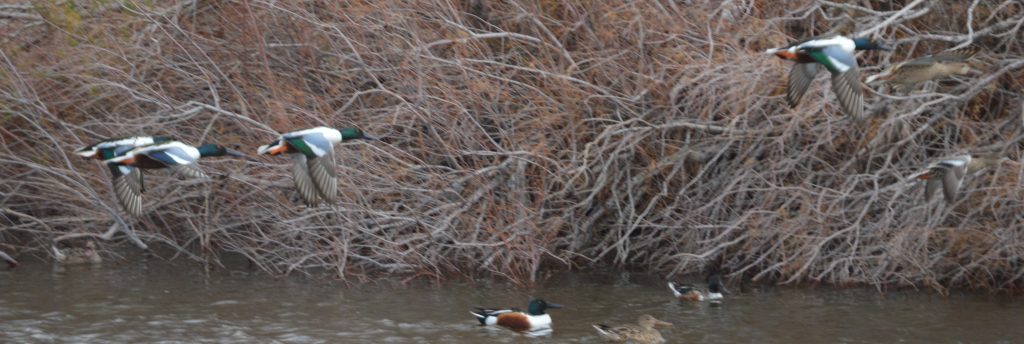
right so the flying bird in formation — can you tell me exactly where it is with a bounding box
[766,34,891,122]
[866,45,979,93]
[915,155,1010,204]
[76,137,243,216]
[258,127,375,206]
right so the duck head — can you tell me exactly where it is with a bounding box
[339,127,380,141]
[707,274,728,294]
[852,37,892,51]
[527,299,564,315]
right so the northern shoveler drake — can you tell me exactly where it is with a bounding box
[75,136,174,216]
[257,127,376,206]
[592,314,673,344]
[470,298,564,332]
[866,45,978,93]
[52,241,101,265]
[75,136,175,161]
[103,141,245,215]
[668,274,727,301]
[765,35,891,122]
[914,155,1010,203]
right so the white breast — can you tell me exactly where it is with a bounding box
[527,314,553,329]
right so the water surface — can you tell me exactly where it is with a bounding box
[1,260,1021,343]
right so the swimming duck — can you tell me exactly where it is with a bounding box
[471,298,564,332]
[75,136,174,216]
[866,45,979,93]
[52,241,101,265]
[915,155,1009,203]
[765,35,891,121]
[257,127,376,206]
[668,274,726,301]
[593,314,673,344]
[103,141,245,215]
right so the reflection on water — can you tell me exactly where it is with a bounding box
[1,260,1022,343]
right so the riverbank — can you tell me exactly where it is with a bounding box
[2,1,1023,291]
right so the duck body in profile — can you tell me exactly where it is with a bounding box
[915,155,1009,204]
[103,141,245,215]
[74,136,173,217]
[765,35,891,122]
[52,241,102,265]
[257,127,375,206]
[866,45,979,93]
[593,314,673,344]
[470,299,564,332]
[668,274,727,301]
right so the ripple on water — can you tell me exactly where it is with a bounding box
[3,262,1024,343]
[209,300,240,306]
[276,333,317,343]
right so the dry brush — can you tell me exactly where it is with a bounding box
[1,0,1023,291]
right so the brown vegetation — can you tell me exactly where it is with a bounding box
[1,0,1023,292]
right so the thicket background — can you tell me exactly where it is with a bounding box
[2,0,1022,291]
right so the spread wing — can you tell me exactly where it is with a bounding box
[830,70,865,121]
[803,45,865,120]
[301,134,338,204]
[172,164,209,179]
[924,173,942,202]
[308,153,338,204]
[291,154,322,206]
[941,166,963,201]
[787,63,820,108]
[108,164,144,217]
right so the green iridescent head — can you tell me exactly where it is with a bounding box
[339,127,367,140]
[852,37,892,51]
[527,299,564,315]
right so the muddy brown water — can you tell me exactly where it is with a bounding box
[1,260,1022,343]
